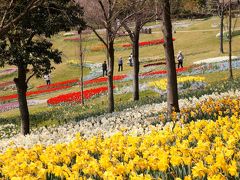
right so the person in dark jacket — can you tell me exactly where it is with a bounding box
[102,61,107,76]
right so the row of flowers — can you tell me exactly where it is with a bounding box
[122,38,176,48]
[0,86,71,102]
[0,90,239,152]
[37,75,127,90]
[143,61,166,67]
[0,115,238,179]
[0,81,15,91]
[0,68,17,78]
[47,86,113,106]
[148,76,205,90]
[0,100,47,113]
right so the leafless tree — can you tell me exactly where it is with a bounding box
[121,0,155,101]
[79,0,134,113]
[216,0,228,53]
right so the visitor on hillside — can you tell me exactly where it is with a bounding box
[177,51,184,68]
[129,53,133,67]
[118,57,123,72]
[102,61,107,77]
[44,73,51,85]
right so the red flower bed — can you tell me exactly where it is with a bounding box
[122,38,175,48]
[143,62,166,67]
[47,86,114,106]
[84,75,127,86]
[37,75,127,90]
[0,86,71,102]
[140,67,188,77]
[37,79,79,90]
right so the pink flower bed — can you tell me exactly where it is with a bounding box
[122,38,176,48]
[47,86,114,106]
[0,68,17,77]
[0,100,46,113]
[0,86,71,102]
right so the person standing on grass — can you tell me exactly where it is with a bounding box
[118,57,123,72]
[44,73,51,85]
[177,51,184,68]
[102,61,107,76]
[129,53,133,66]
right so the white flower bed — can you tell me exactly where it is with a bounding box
[0,90,239,153]
[193,56,239,65]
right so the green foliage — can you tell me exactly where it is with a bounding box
[0,0,85,78]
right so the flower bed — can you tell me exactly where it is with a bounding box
[0,100,47,113]
[193,56,239,65]
[140,67,188,77]
[0,114,238,179]
[47,86,113,106]
[122,38,175,48]
[149,76,205,90]
[0,81,15,90]
[0,86,71,102]
[0,68,17,77]
[143,61,166,67]
[37,75,126,91]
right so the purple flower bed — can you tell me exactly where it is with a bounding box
[0,100,47,113]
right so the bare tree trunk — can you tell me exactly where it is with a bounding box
[132,30,140,101]
[220,10,224,53]
[14,65,30,135]
[79,30,84,105]
[161,0,180,113]
[228,0,233,80]
[108,40,115,113]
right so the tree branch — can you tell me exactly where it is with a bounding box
[88,25,107,47]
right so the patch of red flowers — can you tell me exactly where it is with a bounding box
[122,38,176,48]
[47,86,114,106]
[0,86,71,102]
[140,67,188,77]
[37,75,127,90]
[143,62,166,67]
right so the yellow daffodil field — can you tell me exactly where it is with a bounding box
[148,76,205,91]
[0,94,239,179]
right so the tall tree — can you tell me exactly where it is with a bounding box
[228,0,233,79]
[80,0,133,113]
[122,0,155,101]
[217,0,228,53]
[0,0,85,135]
[161,0,180,113]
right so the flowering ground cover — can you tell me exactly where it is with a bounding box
[47,86,113,106]
[0,68,17,78]
[0,86,71,102]
[37,75,127,90]
[140,67,188,78]
[122,38,176,48]
[0,100,47,113]
[0,114,238,179]
[143,61,166,67]
[148,76,205,90]
[0,81,15,90]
